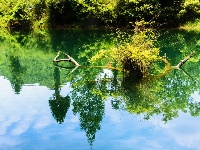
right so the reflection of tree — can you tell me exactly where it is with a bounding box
[68,62,200,124]
[9,56,25,94]
[49,67,71,124]
[189,101,200,117]
[158,30,200,64]
[96,30,200,122]
[121,67,200,122]
[71,69,105,146]
[121,77,159,117]
[49,94,70,124]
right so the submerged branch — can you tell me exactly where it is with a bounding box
[162,51,195,71]
[53,51,70,62]
[66,66,80,75]
[53,59,70,62]
[53,52,121,72]
[180,68,195,81]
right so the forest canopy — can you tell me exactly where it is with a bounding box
[0,0,200,29]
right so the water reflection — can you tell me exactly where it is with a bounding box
[9,56,25,94]
[121,68,200,122]
[68,67,107,146]
[49,65,105,146]
[0,29,200,149]
[72,81,105,146]
[49,59,200,146]
[49,67,71,124]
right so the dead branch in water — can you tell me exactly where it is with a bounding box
[150,51,195,80]
[53,51,195,79]
[53,52,121,71]
[64,53,80,66]
[161,51,195,71]
[173,51,195,69]
[53,51,80,66]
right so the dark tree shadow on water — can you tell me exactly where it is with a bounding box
[49,94,71,124]
[9,56,25,94]
[49,67,71,124]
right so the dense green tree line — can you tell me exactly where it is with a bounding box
[0,0,199,29]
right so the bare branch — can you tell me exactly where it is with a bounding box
[174,51,195,69]
[65,53,80,66]
[53,52,80,66]
[53,51,61,62]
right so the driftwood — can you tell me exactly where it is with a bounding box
[53,51,80,66]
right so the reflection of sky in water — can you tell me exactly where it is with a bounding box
[191,91,200,103]
[0,76,200,150]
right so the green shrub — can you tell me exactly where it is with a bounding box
[90,24,160,78]
[179,0,200,23]
[0,0,199,29]
[0,0,33,29]
[115,0,160,27]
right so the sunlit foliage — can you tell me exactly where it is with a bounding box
[0,0,199,29]
[179,0,200,24]
[90,27,160,78]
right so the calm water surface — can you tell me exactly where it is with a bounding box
[0,29,200,150]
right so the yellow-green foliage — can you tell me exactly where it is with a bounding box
[180,19,200,31]
[0,0,199,29]
[90,29,160,73]
[184,0,199,5]
[119,30,159,65]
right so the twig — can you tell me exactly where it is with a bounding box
[53,51,70,62]
[174,51,195,69]
[53,51,61,62]
[66,66,79,75]
[65,53,80,66]
[53,51,80,66]
[53,59,70,62]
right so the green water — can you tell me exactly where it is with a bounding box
[0,29,200,150]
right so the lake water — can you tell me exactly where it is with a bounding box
[0,29,200,150]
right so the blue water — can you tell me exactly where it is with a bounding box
[1,75,200,150]
[0,29,200,150]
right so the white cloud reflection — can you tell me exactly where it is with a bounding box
[1,76,200,149]
[191,91,200,102]
[98,99,200,150]
[0,77,74,148]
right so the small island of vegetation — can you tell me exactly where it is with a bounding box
[0,0,200,79]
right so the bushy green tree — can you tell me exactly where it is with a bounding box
[157,0,185,27]
[0,0,200,29]
[179,0,200,24]
[90,27,160,78]
[0,0,32,28]
[114,0,160,27]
